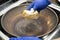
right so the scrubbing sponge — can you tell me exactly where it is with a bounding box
[21,8,39,19]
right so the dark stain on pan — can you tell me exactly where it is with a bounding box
[13,15,49,36]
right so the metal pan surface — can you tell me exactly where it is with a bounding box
[1,3,58,37]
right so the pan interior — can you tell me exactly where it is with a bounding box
[1,3,58,37]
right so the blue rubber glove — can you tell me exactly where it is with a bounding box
[10,36,42,40]
[27,0,51,12]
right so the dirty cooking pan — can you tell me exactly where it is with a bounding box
[1,2,58,37]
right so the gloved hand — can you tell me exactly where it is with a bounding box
[10,36,42,40]
[27,0,51,12]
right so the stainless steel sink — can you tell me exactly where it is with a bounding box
[0,0,60,40]
[52,30,60,40]
[44,23,60,40]
[0,36,3,40]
